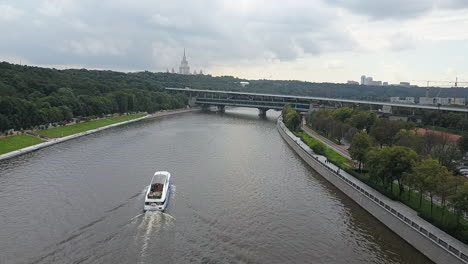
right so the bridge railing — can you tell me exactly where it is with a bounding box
[196,98,310,112]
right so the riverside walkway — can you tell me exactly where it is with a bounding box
[279,119,468,264]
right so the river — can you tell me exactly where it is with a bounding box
[0,108,432,264]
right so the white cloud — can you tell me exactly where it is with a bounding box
[1,0,468,82]
[0,4,24,21]
[324,59,345,70]
[38,0,77,17]
[149,14,171,26]
[60,38,129,56]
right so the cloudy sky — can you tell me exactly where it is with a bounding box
[1,0,468,85]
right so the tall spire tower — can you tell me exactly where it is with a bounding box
[179,48,190,74]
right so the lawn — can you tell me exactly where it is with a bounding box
[0,135,44,155]
[36,114,146,138]
[295,131,351,168]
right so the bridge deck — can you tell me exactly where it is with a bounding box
[166,87,468,113]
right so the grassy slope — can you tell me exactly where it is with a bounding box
[295,131,350,168]
[0,135,44,155]
[36,114,146,138]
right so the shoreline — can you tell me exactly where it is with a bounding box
[277,117,468,264]
[0,108,198,162]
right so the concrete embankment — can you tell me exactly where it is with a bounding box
[277,117,468,264]
[0,108,198,162]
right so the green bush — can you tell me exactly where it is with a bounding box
[312,142,326,155]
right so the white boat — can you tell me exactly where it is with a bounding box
[144,171,171,211]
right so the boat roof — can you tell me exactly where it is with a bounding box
[151,171,170,184]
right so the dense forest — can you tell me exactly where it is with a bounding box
[1,61,467,133]
[0,62,237,132]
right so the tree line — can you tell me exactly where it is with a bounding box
[305,107,468,241]
[0,62,240,132]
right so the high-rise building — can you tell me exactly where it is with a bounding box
[179,49,190,75]
[360,75,384,86]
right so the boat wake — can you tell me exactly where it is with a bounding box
[133,211,176,263]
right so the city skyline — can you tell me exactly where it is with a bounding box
[1,1,468,84]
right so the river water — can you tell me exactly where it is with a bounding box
[0,108,432,264]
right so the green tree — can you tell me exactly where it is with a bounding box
[393,129,425,154]
[367,146,419,196]
[349,131,372,171]
[458,134,468,155]
[414,158,452,217]
[370,119,415,148]
[330,120,349,144]
[282,105,302,132]
[449,182,468,228]
[312,142,326,155]
[0,113,10,132]
[332,107,353,122]
[348,111,376,131]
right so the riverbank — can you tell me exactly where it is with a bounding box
[0,108,198,161]
[0,135,44,155]
[35,113,146,138]
[277,117,468,264]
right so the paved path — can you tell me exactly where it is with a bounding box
[301,125,351,160]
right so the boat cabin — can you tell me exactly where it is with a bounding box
[147,173,168,200]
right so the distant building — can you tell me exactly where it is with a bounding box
[454,98,466,105]
[167,49,204,75]
[179,49,190,75]
[383,82,388,86]
[347,80,359,85]
[239,81,250,87]
[361,75,383,86]
[419,97,466,106]
[390,97,415,104]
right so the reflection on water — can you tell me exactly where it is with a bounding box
[0,108,431,264]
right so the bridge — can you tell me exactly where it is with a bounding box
[166,87,468,116]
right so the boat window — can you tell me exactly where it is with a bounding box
[153,173,168,184]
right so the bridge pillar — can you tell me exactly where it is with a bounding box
[188,96,197,107]
[382,105,392,114]
[308,102,314,113]
[217,105,225,113]
[258,108,269,116]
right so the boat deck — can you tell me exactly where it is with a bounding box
[148,183,164,199]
